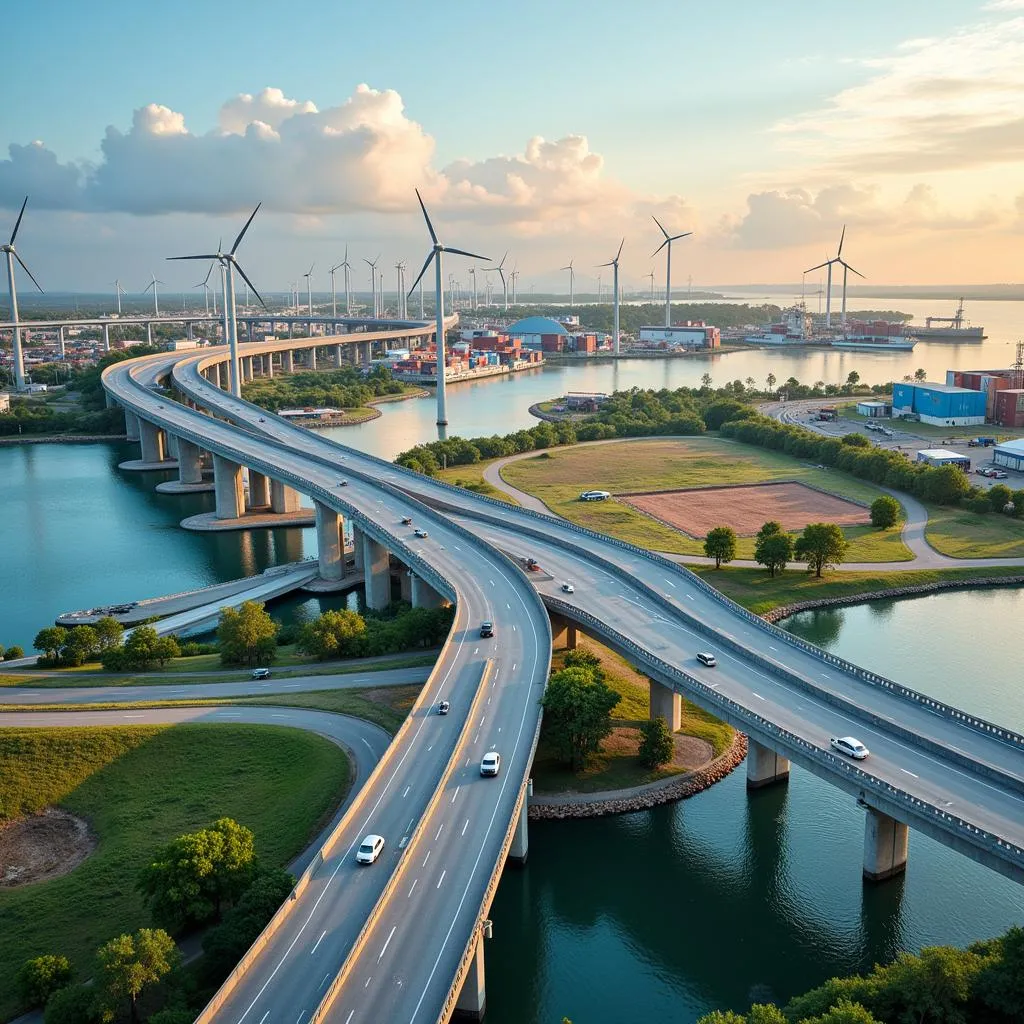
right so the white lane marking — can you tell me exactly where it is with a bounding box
[751,692,765,700]
[408,878,418,897]
[259,1014,270,1024]
[271,713,290,719]
[473,732,479,743]
[402,785,411,798]
[377,925,397,962]
[498,726,502,733]
[461,818,470,836]
[344,1012,354,1024]
[512,624,517,632]
[450,788,459,804]
[436,869,446,889]
[296,1012,305,1024]
[506,602,511,609]
[435,823,444,841]
[687,594,695,601]
[465,757,470,767]
[310,930,327,955]
[900,768,920,779]
[489,579,495,586]
[427,744,434,751]
[361,738,373,751]
[479,715,486,725]
[768,645,778,652]
[453,544,462,551]
[822,673,831,679]
[422,850,431,867]
[474,647,480,655]
[364,976,372,988]
[122,714,144,719]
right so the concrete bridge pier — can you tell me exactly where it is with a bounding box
[270,480,302,514]
[264,354,274,379]
[213,455,245,519]
[138,419,166,464]
[146,322,153,345]
[241,357,253,382]
[218,362,230,390]
[361,340,373,365]
[454,930,487,1022]
[281,350,294,373]
[165,433,180,460]
[863,807,909,882]
[315,501,345,580]
[508,782,531,865]
[308,347,318,371]
[175,439,204,484]
[57,325,66,360]
[124,409,140,441]
[746,739,791,790]
[102,323,111,352]
[361,530,392,610]
[246,471,271,510]
[648,678,681,731]
[549,613,577,650]
[334,344,343,367]
[411,575,447,609]
[399,569,413,604]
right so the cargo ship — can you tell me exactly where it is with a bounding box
[830,334,916,352]
[745,306,914,350]
[908,299,985,340]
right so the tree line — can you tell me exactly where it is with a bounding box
[242,366,405,413]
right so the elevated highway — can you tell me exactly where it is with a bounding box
[95,333,1024,1022]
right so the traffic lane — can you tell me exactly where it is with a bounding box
[0,667,433,705]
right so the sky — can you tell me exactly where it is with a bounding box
[2,0,1023,297]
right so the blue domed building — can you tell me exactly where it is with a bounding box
[506,315,568,352]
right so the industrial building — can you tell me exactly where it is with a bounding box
[507,316,569,351]
[637,322,721,349]
[946,369,1020,418]
[993,437,1024,472]
[916,448,971,471]
[856,400,891,417]
[891,381,987,426]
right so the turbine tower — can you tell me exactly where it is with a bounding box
[651,216,692,328]
[487,252,509,310]
[194,263,215,315]
[111,278,126,316]
[303,264,315,318]
[408,188,488,427]
[395,260,407,318]
[805,226,863,329]
[598,239,624,356]
[364,256,380,317]
[340,245,353,315]
[329,260,343,318]
[168,204,265,398]
[2,197,43,391]
[143,273,165,316]
[561,259,575,306]
[646,269,655,303]
[509,266,519,305]
[468,266,478,310]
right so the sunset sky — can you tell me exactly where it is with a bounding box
[2,0,1022,294]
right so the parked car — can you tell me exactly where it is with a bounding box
[414,528,429,538]
[975,467,996,477]
[356,834,385,864]
[579,489,611,501]
[437,700,450,715]
[992,470,1008,479]
[696,652,717,667]
[479,621,494,638]
[480,751,501,776]
[830,736,870,760]
[561,582,575,593]
[251,667,271,679]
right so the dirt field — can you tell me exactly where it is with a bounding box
[0,808,95,887]
[623,482,869,538]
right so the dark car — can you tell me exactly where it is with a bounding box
[438,700,450,715]
[479,621,494,638]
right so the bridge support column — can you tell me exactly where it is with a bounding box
[508,783,530,865]
[270,480,301,513]
[105,390,116,409]
[138,419,166,463]
[247,471,271,510]
[746,739,790,790]
[454,931,487,1022]
[265,354,274,379]
[176,438,203,484]
[165,433,180,459]
[242,356,253,382]
[648,678,681,732]
[400,569,413,603]
[281,350,294,373]
[218,362,230,390]
[315,501,345,580]
[362,532,391,610]
[334,344,343,367]
[411,575,447,609]
[102,323,111,352]
[863,808,909,882]
[308,347,318,370]
[361,341,372,365]
[124,409,140,441]
[549,613,577,650]
[146,322,153,345]
[213,454,244,519]
[57,325,65,360]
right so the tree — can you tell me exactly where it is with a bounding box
[297,609,367,660]
[62,625,98,667]
[139,818,257,930]
[704,526,737,569]
[217,601,279,666]
[795,523,849,577]
[700,372,713,389]
[802,1001,881,1024]
[122,626,161,670]
[846,371,860,387]
[988,483,1012,513]
[754,530,794,577]
[34,626,68,662]
[540,666,620,770]
[869,495,900,529]
[92,616,125,653]
[42,983,101,1024]
[151,635,180,666]
[17,954,73,1008]
[841,432,870,448]
[920,464,970,505]
[96,928,179,1022]
[914,367,927,381]
[638,716,674,769]
[5,645,24,660]
[974,926,1024,1018]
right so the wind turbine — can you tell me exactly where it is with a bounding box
[561,258,575,306]
[395,260,407,318]
[596,273,602,303]
[364,256,380,317]
[143,273,165,316]
[487,252,509,310]
[598,239,624,356]
[651,216,692,328]
[407,188,488,427]
[329,260,343,318]
[2,197,43,391]
[194,263,216,315]
[509,266,519,305]
[111,279,127,315]
[805,226,864,329]
[468,266,478,310]
[339,246,353,315]
[167,203,266,398]
[303,264,315,318]
[646,269,655,303]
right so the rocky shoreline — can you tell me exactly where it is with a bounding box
[528,732,748,820]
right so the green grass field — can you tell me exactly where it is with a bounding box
[0,725,349,1020]
[500,438,913,562]
[434,463,518,504]
[925,503,1024,558]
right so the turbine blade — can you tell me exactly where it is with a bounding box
[652,214,670,239]
[837,224,846,257]
[443,246,489,261]
[415,189,439,245]
[307,263,314,276]
[202,262,214,286]
[230,203,261,255]
[597,260,615,268]
[805,260,830,273]
[167,253,221,262]
[407,251,435,295]
[844,262,865,279]
[670,231,693,242]
[232,261,266,308]
[616,237,624,262]
[14,251,43,293]
[651,238,669,258]
[9,196,28,246]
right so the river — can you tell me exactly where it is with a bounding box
[1,329,1022,1021]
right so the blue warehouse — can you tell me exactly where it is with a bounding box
[891,381,987,426]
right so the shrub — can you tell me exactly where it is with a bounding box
[638,716,675,769]
[43,984,101,1024]
[18,955,73,1009]
[869,495,900,529]
[967,496,991,514]
[4,645,24,660]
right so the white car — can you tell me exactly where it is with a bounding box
[251,667,271,680]
[696,652,717,667]
[830,736,870,760]
[356,834,385,864]
[480,751,501,776]
[579,489,611,502]
[561,582,575,593]
[414,528,429,538]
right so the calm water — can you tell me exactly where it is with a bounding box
[1,329,1023,1021]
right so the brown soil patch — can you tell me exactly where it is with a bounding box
[623,482,868,538]
[0,808,96,887]
[604,726,712,771]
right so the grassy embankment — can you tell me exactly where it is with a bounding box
[499,437,913,562]
[0,725,349,1020]
[924,503,1024,558]
[531,637,733,795]
[0,649,437,689]
[435,462,518,504]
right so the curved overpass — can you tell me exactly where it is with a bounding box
[97,334,1024,1022]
